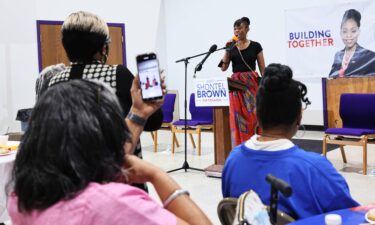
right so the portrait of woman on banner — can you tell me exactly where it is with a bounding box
[329,9,375,78]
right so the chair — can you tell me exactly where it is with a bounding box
[217,198,295,225]
[323,93,375,175]
[217,198,237,225]
[265,206,295,225]
[171,93,213,156]
[151,93,180,152]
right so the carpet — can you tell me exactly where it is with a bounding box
[292,139,339,154]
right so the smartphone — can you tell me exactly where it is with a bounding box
[136,53,163,101]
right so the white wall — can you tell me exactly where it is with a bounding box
[163,0,366,125]
[0,0,368,132]
[0,0,164,132]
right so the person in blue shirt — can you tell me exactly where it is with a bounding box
[222,63,359,219]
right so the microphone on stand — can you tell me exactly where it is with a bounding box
[194,44,218,77]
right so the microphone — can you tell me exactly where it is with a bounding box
[226,36,239,51]
[194,44,218,73]
[266,174,292,197]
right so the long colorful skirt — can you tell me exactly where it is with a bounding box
[230,71,259,147]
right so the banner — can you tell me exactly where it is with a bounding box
[193,77,229,107]
[285,1,375,78]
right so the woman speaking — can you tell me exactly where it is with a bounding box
[220,16,265,146]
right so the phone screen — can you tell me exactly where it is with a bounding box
[136,53,163,101]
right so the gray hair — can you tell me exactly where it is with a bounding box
[35,63,66,100]
[62,11,109,39]
[61,11,110,63]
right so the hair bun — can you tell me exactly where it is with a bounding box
[342,9,361,27]
[241,17,250,25]
[234,17,251,27]
[262,63,293,92]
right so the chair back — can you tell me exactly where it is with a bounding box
[266,206,295,225]
[217,198,295,225]
[189,93,213,124]
[217,198,237,225]
[340,93,375,129]
[162,93,176,123]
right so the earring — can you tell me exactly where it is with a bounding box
[102,53,108,64]
[294,124,306,138]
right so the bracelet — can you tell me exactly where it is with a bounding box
[127,111,147,126]
[163,189,190,208]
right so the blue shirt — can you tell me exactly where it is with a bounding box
[222,143,359,219]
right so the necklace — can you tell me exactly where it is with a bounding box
[259,133,289,140]
[342,50,354,70]
[339,49,355,78]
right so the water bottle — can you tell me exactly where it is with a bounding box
[325,214,342,225]
[166,145,171,154]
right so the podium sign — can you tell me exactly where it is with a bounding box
[201,77,247,177]
[193,78,230,107]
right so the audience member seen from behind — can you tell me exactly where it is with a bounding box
[222,63,359,219]
[329,9,375,78]
[35,63,66,100]
[48,11,162,159]
[220,16,265,146]
[7,79,212,225]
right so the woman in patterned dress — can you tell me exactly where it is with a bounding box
[221,17,265,146]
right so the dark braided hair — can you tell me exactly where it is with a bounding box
[234,17,250,27]
[341,9,361,28]
[9,80,131,212]
[256,63,311,130]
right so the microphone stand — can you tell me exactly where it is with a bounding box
[269,185,279,225]
[168,47,225,173]
[193,46,226,78]
[266,174,293,225]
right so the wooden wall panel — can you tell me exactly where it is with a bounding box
[39,22,125,71]
[40,24,69,69]
[107,26,123,66]
[326,77,375,128]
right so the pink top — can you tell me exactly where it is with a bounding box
[8,182,177,225]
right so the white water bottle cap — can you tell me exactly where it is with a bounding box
[325,214,342,225]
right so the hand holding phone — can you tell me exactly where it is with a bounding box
[136,53,163,101]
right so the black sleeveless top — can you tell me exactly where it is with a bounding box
[229,41,263,73]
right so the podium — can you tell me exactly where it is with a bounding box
[205,78,247,177]
[322,77,375,128]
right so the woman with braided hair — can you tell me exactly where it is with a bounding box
[222,63,358,219]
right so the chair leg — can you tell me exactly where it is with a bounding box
[322,134,328,156]
[153,131,158,152]
[189,133,196,149]
[168,125,180,148]
[362,136,368,175]
[198,128,201,156]
[174,133,180,147]
[339,146,347,163]
[171,126,176,154]
[150,132,155,141]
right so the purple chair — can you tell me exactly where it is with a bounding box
[171,93,214,156]
[151,93,180,152]
[323,93,375,175]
